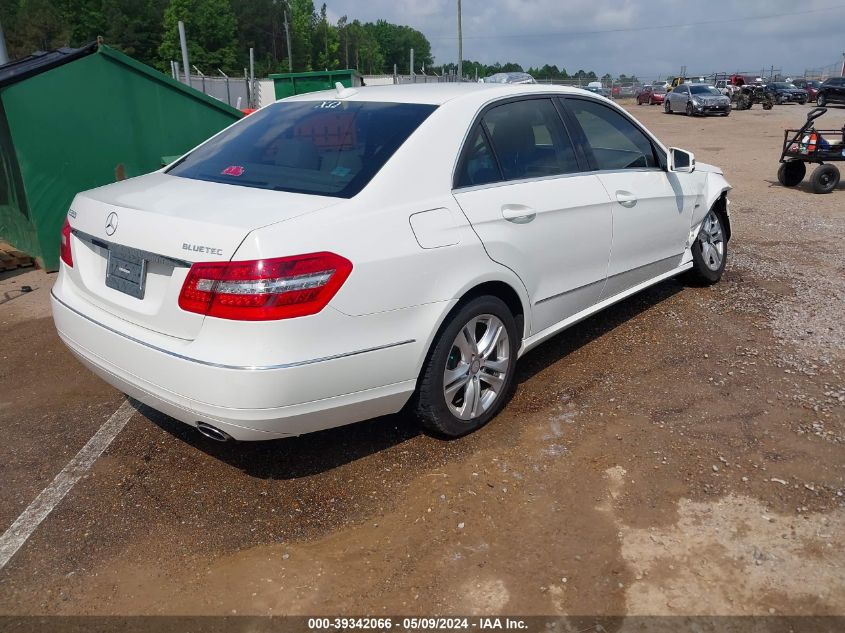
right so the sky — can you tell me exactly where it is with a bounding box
[325,0,845,80]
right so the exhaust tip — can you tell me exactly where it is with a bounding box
[196,422,233,442]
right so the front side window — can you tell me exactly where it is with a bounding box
[168,101,437,198]
[482,98,579,180]
[566,98,658,171]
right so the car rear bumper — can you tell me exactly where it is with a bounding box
[51,289,428,441]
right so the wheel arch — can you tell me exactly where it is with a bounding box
[413,276,530,382]
[711,190,731,241]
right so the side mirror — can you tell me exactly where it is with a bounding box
[668,147,695,173]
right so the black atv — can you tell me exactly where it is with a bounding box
[732,84,774,110]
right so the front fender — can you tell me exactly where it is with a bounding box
[693,169,732,241]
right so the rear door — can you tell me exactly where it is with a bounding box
[560,96,697,298]
[453,97,612,335]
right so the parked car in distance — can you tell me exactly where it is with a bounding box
[483,72,536,84]
[584,81,611,97]
[715,79,739,97]
[792,79,822,101]
[664,83,731,116]
[765,82,808,105]
[816,77,845,106]
[636,85,666,105]
[52,83,732,442]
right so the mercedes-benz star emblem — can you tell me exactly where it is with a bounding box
[105,212,119,236]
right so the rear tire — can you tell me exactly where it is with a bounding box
[811,164,840,194]
[412,296,519,438]
[777,161,806,187]
[817,94,827,107]
[685,209,727,285]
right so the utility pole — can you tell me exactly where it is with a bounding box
[457,0,463,81]
[284,11,293,73]
[0,19,9,65]
[178,21,191,87]
[410,48,415,82]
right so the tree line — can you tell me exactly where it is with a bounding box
[1,0,623,81]
[0,0,434,76]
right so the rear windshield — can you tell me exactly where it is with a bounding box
[168,100,437,198]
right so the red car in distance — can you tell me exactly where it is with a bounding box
[792,79,822,101]
[636,85,666,105]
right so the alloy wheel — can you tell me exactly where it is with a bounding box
[443,314,511,421]
[698,211,725,271]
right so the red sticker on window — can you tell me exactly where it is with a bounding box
[221,165,245,177]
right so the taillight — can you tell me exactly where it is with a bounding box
[60,218,73,268]
[178,252,353,321]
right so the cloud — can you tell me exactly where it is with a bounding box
[326,0,845,79]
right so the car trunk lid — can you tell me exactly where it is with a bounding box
[65,172,340,340]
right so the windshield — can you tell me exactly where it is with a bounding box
[689,85,721,95]
[773,83,790,89]
[168,101,437,198]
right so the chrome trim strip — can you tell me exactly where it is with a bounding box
[72,229,193,269]
[535,278,603,306]
[533,255,681,306]
[51,291,415,372]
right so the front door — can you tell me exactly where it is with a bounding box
[562,97,697,298]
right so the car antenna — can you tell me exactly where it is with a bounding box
[335,81,358,99]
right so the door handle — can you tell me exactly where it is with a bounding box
[615,191,638,208]
[501,204,536,224]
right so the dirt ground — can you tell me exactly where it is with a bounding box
[0,101,843,623]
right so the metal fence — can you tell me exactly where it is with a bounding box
[170,66,259,109]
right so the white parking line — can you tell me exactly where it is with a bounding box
[0,399,135,571]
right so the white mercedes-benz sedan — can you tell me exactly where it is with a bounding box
[52,83,731,442]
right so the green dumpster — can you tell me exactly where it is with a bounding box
[270,69,363,100]
[0,42,242,270]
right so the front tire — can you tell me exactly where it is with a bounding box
[685,209,727,285]
[811,164,840,194]
[686,101,694,116]
[817,94,827,107]
[664,99,672,114]
[413,296,519,438]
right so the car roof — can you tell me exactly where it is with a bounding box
[280,82,596,106]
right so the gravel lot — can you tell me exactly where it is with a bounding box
[0,101,843,620]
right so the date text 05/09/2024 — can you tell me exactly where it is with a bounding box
[307,617,528,630]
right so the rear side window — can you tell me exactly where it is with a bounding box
[168,101,437,198]
[482,99,580,181]
[566,99,658,170]
[455,126,502,188]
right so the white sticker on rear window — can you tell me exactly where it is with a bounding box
[314,101,342,109]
